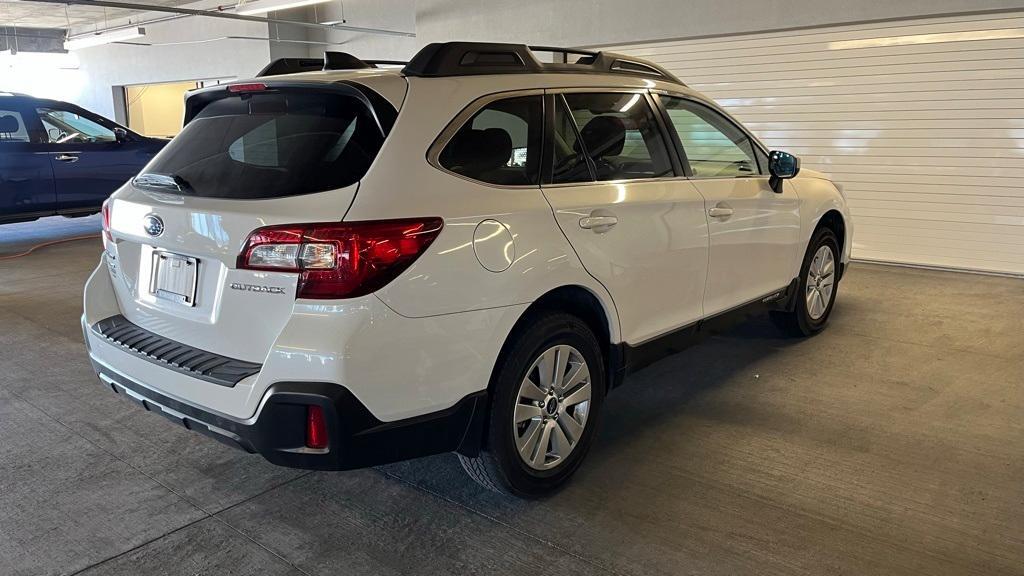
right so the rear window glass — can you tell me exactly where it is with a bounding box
[438,96,543,186]
[137,89,387,199]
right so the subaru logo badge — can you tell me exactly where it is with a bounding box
[143,214,165,237]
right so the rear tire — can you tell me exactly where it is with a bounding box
[459,312,605,498]
[771,227,840,337]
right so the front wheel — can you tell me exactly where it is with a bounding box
[458,312,605,497]
[771,227,840,337]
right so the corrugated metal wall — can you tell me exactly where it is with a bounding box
[597,12,1024,275]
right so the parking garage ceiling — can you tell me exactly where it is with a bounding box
[1,0,414,53]
[1,0,199,28]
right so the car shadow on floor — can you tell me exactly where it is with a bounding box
[379,308,816,504]
[587,316,804,454]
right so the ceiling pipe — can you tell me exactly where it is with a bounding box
[125,34,350,47]
[25,0,415,38]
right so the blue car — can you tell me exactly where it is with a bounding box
[0,92,167,225]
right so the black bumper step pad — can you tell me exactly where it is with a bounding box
[92,315,262,387]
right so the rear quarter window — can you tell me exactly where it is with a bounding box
[0,109,30,143]
[437,95,543,186]
[138,88,390,199]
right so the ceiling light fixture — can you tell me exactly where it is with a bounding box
[236,0,334,16]
[64,26,145,50]
[828,28,1024,50]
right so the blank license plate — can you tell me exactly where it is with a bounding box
[149,251,199,306]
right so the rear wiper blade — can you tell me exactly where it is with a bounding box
[132,173,192,192]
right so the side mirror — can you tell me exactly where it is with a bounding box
[114,127,129,143]
[768,150,800,193]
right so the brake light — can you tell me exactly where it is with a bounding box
[227,83,267,93]
[306,405,328,450]
[101,200,113,247]
[237,218,444,299]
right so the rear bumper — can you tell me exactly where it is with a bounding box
[90,356,487,470]
[83,257,521,422]
[82,254,516,468]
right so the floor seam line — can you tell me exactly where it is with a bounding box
[9,388,216,513]
[210,471,320,576]
[213,470,316,516]
[378,469,630,576]
[66,515,211,576]
[12,387,317,576]
[206,512,316,576]
[838,329,1014,360]
[707,330,1013,362]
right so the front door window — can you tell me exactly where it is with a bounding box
[661,96,760,178]
[37,108,116,144]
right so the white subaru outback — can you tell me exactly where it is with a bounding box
[83,42,851,497]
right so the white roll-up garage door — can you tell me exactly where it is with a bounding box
[595,12,1024,275]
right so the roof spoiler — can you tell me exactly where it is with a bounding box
[257,52,408,77]
[401,42,683,84]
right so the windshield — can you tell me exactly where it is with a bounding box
[136,88,388,199]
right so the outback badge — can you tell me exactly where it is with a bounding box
[230,282,285,295]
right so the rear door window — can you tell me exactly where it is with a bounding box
[551,95,595,184]
[559,92,673,182]
[438,95,543,186]
[138,89,389,199]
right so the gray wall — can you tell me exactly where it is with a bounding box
[304,0,416,60]
[266,7,317,61]
[74,17,271,118]
[262,0,1024,66]
[415,0,1024,47]
[67,0,1024,119]
[70,0,414,118]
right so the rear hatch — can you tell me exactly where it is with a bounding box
[102,80,399,364]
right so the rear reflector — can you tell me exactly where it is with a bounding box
[306,405,328,450]
[101,200,113,247]
[227,83,268,93]
[237,218,444,299]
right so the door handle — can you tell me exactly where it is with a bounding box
[579,215,618,231]
[55,154,79,163]
[708,205,734,218]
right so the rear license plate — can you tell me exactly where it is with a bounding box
[149,251,199,306]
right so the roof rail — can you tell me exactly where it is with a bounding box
[257,57,324,77]
[257,52,408,77]
[401,42,683,84]
[324,52,407,70]
[527,45,599,61]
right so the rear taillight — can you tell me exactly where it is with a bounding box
[306,405,328,450]
[101,200,113,248]
[227,82,267,93]
[237,218,444,299]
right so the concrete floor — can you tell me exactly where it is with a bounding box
[1,220,1022,576]
[0,215,102,257]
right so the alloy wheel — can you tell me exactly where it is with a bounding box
[806,245,836,320]
[513,344,592,471]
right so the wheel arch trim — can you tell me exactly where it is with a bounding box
[489,284,621,395]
